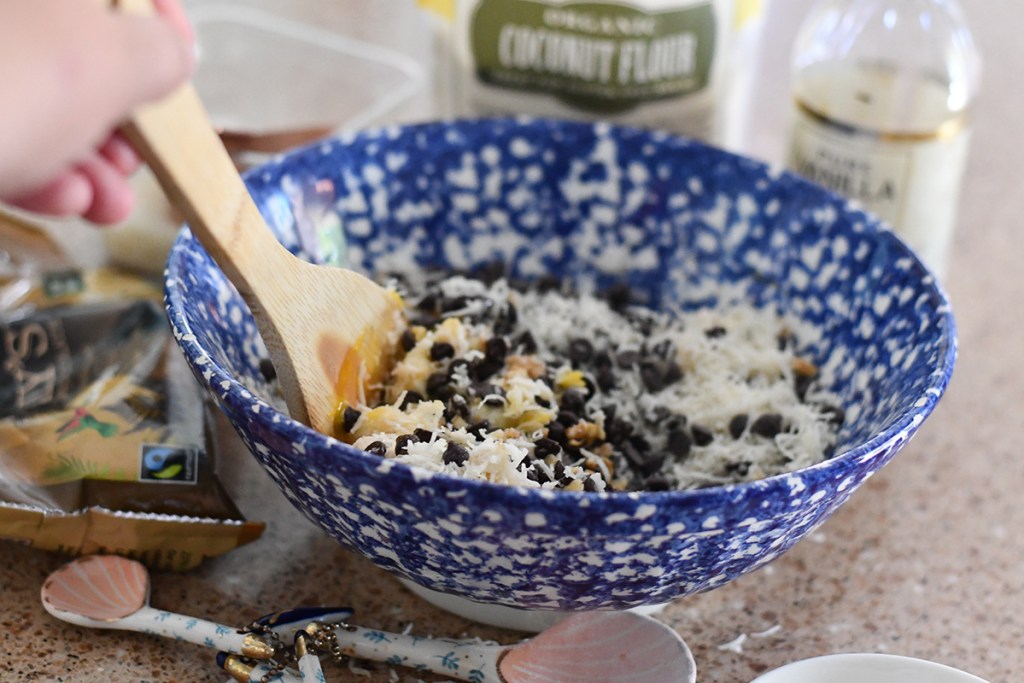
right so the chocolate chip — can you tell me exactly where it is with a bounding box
[514,330,538,354]
[664,414,687,431]
[443,442,470,466]
[751,413,784,438]
[530,464,552,484]
[395,434,419,455]
[567,338,594,364]
[820,404,845,427]
[485,336,509,362]
[468,420,491,439]
[534,438,561,457]
[634,317,655,337]
[795,373,814,402]
[666,428,692,458]
[535,395,552,408]
[629,434,652,453]
[258,358,276,382]
[560,389,587,415]
[476,260,505,284]
[644,474,672,491]
[430,342,455,361]
[583,477,598,492]
[416,293,437,312]
[400,391,423,409]
[604,282,631,310]
[494,304,518,335]
[426,372,453,400]
[557,410,579,426]
[650,339,673,359]
[364,441,387,457]
[482,393,506,408]
[471,357,503,382]
[447,358,470,379]
[440,295,470,313]
[619,444,640,468]
[604,418,633,445]
[639,360,668,392]
[622,439,664,477]
[341,406,361,433]
[664,362,683,386]
[616,350,640,368]
[446,394,470,420]
[728,414,749,439]
[413,428,435,443]
[691,424,714,446]
[546,420,567,444]
[536,275,563,292]
[596,366,616,391]
[725,461,751,477]
[705,326,727,339]
[400,329,417,352]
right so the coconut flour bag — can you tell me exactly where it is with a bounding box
[431,0,746,143]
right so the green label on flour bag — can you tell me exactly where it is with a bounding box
[470,0,716,113]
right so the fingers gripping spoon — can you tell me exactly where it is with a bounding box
[40,555,274,659]
[114,0,403,436]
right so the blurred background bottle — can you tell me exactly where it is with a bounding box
[785,0,981,278]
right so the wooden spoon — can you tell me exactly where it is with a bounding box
[115,0,402,435]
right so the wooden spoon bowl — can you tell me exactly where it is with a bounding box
[117,0,402,435]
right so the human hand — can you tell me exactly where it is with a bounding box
[0,0,194,224]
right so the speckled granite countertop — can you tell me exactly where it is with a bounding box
[3,1,1022,682]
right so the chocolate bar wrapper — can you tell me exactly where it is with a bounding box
[0,215,265,568]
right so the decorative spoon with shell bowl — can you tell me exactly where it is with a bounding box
[40,555,275,659]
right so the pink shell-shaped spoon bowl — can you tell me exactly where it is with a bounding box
[42,555,149,621]
[499,611,696,682]
[41,555,273,659]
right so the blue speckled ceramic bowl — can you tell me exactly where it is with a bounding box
[164,118,955,611]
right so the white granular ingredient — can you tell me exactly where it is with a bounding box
[346,275,842,492]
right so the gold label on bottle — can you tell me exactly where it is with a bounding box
[787,99,971,277]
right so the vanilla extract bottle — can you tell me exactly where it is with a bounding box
[785,0,981,277]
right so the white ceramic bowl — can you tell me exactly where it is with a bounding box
[751,654,989,683]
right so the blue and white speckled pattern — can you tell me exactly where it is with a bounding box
[164,119,955,611]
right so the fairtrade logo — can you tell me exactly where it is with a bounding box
[140,445,197,484]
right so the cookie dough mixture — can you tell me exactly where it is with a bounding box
[337,269,844,492]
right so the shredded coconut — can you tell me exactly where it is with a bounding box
[337,270,844,492]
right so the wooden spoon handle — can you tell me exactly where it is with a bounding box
[120,83,288,302]
[114,0,289,305]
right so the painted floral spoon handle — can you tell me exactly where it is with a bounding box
[40,555,274,659]
[327,623,502,681]
[106,606,271,655]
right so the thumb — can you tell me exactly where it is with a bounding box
[101,10,196,113]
